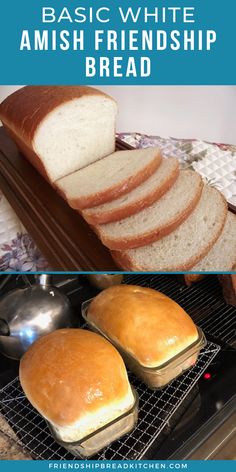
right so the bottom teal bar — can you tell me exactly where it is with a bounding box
[0,461,235,471]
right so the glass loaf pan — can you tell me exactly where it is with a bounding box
[82,298,207,389]
[47,388,138,458]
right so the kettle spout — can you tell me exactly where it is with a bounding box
[34,274,52,288]
[0,319,10,336]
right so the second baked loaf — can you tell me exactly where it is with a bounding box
[87,285,199,368]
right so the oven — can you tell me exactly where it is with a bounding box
[0,274,236,460]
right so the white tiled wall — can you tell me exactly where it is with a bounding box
[1,86,235,144]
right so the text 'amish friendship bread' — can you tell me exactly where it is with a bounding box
[87,285,199,368]
[19,329,135,443]
[0,86,117,183]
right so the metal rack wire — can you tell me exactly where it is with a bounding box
[0,341,219,460]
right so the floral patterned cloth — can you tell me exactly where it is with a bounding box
[119,133,236,206]
[0,191,49,271]
[0,132,236,272]
[0,193,49,272]
[0,233,49,272]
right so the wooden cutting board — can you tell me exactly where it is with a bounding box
[0,127,132,271]
[0,127,234,271]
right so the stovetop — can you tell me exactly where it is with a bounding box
[0,274,236,460]
[155,347,236,459]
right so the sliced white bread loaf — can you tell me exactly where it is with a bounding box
[82,157,179,224]
[112,185,227,271]
[191,212,236,271]
[56,148,162,209]
[0,86,118,183]
[96,170,203,250]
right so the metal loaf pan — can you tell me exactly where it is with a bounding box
[47,388,138,458]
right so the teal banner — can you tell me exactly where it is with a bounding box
[0,0,235,84]
[1,461,236,471]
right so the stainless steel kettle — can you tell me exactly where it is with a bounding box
[0,274,73,360]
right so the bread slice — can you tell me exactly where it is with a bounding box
[112,185,227,271]
[56,148,162,209]
[96,170,203,250]
[191,212,236,271]
[0,86,118,183]
[82,157,179,224]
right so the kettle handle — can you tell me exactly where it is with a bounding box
[0,319,10,336]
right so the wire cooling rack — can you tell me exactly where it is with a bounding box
[0,341,219,460]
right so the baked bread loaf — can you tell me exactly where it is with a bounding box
[191,212,236,271]
[82,158,179,224]
[0,86,117,183]
[96,170,203,249]
[218,271,236,307]
[176,275,206,286]
[87,285,199,368]
[56,147,162,209]
[19,329,134,443]
[112,185,227,271]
